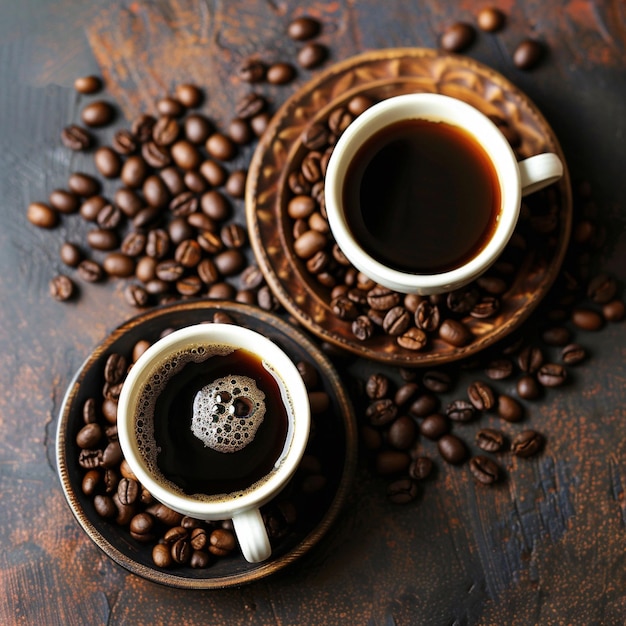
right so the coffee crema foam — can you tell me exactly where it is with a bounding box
[192,375,266,453]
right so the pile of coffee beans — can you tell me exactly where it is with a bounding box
[355,179,623,502]
[440,7,544,70]
[29,15,328,310]
[75,311,333,569]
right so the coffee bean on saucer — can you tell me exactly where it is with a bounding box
[440,22,476,52]
[513,39,544,70]
[561,343,587,366]
[497,394,524,422]
[537,363,567,387]
[516,374,541,400]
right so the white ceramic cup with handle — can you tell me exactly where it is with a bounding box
[117,323,311,563]
[324,93,564,295]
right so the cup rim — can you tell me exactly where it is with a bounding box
[324,92,522,294]
[117,323,311,518]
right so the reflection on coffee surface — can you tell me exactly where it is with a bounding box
[343,118,501,274]
[135,346,290,498]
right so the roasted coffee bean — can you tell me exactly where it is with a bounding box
[204,132,236,161]
[172,239,201,268]
[301,123,330,150]
[388,416,418,450]
[422,370,452,393]
[516,375,541,400]
[409,393,439,418]
[61,124,92,150]
[328,107,354,134]
[476,428,505,452]
[79,196,107,221]
[152,543,173,568]
[169,217,195,244]
[572,307,604,331]
[184,170,207,194]
[237,58,266,83]
[294,229,326,259]
[94,147,122,178]
[497,394,524,422]
[104,353,127,385]
[77,259,104,283]
[197,230,223,255]
[121,232,146,257]
[81,469,101,496]
[142,141,171,168]
[301,151,323,183]
[561,343,587,365]
[96,203,123,229]
[170,538,191,564]
[176,275,202,296]
[224,170,247,199]
[603,300,625,322]
[410,457,434,481]
[114,188,142,218]
[76,423,102,451]
[174,83,202,108]
[513,39,544,70]
[517,346,544,373]
[365,373,390,400]
[439,319,472,347]
[155,260,184,282]
[209,528,236,556]
[447,287,479,314]
[366,398,397,426]
[74,74,102,94]
[227,118,253,145]
[87,228,118,251]
[79,448,103,469]
[214,249,246,276]
[60,242,82,267]
[146,229,170,259]
[131,113,156,143]
[382,306,411,336]
[135,256,157,283]
[414,301,440,331]
[94,494,116,518]
[541,326,572,346]
[297,42,327,69]
[587,273,617,304]
[104,252,134,277]
[470,296,500,319]
[48,189,79,214]
[221,223,247,249]
[469,456,500,485]
[112,129,137,155]
[387,478,419,504]
[121,155,149,188]
[446,399,476,422]
[467,381,496,411]
[419,413,449,440]
[133,207,162,230]
[170,191,198,217]
[376,450,411,476]
[181,114,212,146]
[367,286,400,311]
[477,276,507,295]
[200,190,230,221]
[27,202,58,229]
[537,363,567,387]
[129,512,156,542]
[329,295,357,321]
[438,434,468,465]
[48,274,76,302]
[398,326,428,350]
[511,430,543,457]
[68,173,100,198]
[267,62,296,85]
[477,7,506,31]
[156,96,184,118]
[287,16,321,40]
[485,359,514,380]
[347,94,374,116]
[81,101,115,127]
[170,140,200,170]
[117,477,140,506]
[250,111,271,137]
[440,22,475,52]
[352,315,374,341]
[124,283,149,307]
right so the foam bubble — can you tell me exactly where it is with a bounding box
[191,375,266,453]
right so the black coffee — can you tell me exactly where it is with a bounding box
[137,347,290,497]
[343,118,501,274]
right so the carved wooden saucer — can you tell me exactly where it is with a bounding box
[247,48,572,366]
[56,301,357,589]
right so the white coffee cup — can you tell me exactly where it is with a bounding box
[324,93,564,295]
[117,323,310,563]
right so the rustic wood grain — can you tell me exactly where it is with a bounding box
[1,0,625,624]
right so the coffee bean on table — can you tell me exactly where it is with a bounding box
[175,83,203,108]
[513,39,544,70]
[516,374,541,400]
[121,156,149,188]
[365,373,389,399]
[572,308,604,331]
[497,394,524,422]
[112,129,138,155]
[104,253,135,277]
[27,202,58,229]
[587,273,617,304]
[419,413,449,440]
[387,416,417,450]
[237,58,266,83]
[537,363,567,387]
[469,456,500,484]
[409,456,433,480]
[366,398,397,426]
[60,242,82,267]
[68,173,101,197]
[484,359,514,380]
[94,147,122,178]
[205,133,236,161]
[511,430,543,457]
[477,7,505,32]
[517,345,544,373]
[49,274,75,301]
[561,343,587,365]
[467,381,496,411]
[440,22,475,52]
[77,259,104,282]
[81,101,115,127]
[475,428,505,452]
[74,75,102,94]
[297,42,327,69]
[387,478,419,504]
[61,124,92,150]
[409,393,440,418]
[49,189,79,214]
[287,16,321,40]
[603,300,625,322]
[438,434,468,465]
[267,62,296,85]
[87,228,118,251]
[446,399,475,423]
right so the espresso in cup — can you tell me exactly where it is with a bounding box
[118,323,310,563]
[325,93,564,295]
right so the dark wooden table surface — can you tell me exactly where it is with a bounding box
[1,1,625,624]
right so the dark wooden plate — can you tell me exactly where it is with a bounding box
[246,48,572,366]
[56,300,357,589]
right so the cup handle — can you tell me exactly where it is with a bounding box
[518,152,564,197]
[232,507,271,563]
